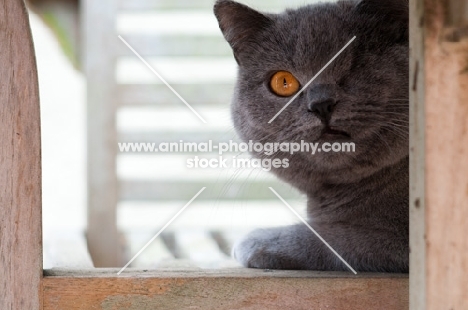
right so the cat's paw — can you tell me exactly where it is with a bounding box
[232,228,287,269]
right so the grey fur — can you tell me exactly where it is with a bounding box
[214,0,408,272]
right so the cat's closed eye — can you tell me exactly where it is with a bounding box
[269,71,300,97]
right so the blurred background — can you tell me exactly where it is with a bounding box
[27,0,313,269]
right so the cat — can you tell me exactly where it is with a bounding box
[214,0,409,272]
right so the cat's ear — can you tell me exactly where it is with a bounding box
[214,0,272,62]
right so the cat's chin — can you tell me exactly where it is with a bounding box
[318,133,351,142]
[317,126,351,142]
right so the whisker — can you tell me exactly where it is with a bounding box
[385,123,409,130]
[380,125,409,138]
[370,129,392,151]
[375,112,409,116]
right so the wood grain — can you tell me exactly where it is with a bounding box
[0,0,43,309]
[411,0,468,309]
[409,0,426,308]
[445,0,468,27]
[425,3,468,309]
[43,269,408,310]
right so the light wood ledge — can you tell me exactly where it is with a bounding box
[42,269,408,310]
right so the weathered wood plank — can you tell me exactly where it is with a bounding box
[0,0,43,309]
[82,0,126,267]
[445,0,468,26]
[409,0,425,309]
[43,269,408,310]
[411,0,468,309]
[425,10,468,310]
[116,84,234,106]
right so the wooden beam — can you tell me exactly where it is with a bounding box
[409,0,425,308]
[0,0,43,309]
[411,0,468,308]
[43,269,408,310]
[446,0,468,27]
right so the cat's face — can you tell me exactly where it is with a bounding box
[215,0,408,187]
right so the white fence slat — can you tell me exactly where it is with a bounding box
[116,35,231,57]
[125,231,175,268]
[116,84,234,107]
[83,0,125,267]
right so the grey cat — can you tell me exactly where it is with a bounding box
[214,0,409,272]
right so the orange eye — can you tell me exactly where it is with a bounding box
[270,71,300,97]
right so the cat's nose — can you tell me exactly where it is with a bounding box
[308,99,335,122]
[307,85,336,123]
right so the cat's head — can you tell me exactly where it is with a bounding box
[214,0,408,187]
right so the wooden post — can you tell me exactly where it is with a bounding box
[410,0,468,309]
[409,0,425,308]
[82,0,125,267]
[0,0,43,309]
[445,0,468,27]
